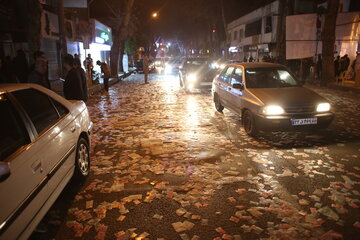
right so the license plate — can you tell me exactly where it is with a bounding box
[291,118,317,126]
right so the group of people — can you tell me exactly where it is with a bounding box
[333,54,353,81]
[0,49,50,87]
[0,49,111,102]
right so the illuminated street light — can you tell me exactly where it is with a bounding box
[152,12,158,18]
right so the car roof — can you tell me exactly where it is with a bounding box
[0,83,42,93]
[227,62,286,69]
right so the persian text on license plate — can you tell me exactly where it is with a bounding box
[291,118,317,126]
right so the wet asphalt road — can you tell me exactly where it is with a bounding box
[30,73,360,240]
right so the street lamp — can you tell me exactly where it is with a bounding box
[152,12,158,18]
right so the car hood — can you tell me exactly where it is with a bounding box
[248,87,326,106]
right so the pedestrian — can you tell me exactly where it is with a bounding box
[84,53,94,82]
[27,57,51,89]
[334,56,340,78]
[340,54,350,79]
[74,57,88,102]
[249,55,254,62]
[143,55,149,84]
[12,49,28,83]
[1,56,16,83]
[355,52,360,87]
[63,54,85,101]
[316,54,322,80]
[96,60,110,91]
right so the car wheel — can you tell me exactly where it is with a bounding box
[243,110,258,137]
[75,138,90,179]
[214,94,224,112]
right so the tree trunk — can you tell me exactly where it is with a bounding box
[321,0,339,87]
[27,0,42,65]
[110,0,134,78]
[275,0,286,63]
[220,0,229,58]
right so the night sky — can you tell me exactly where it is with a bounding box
[143,0,273,40]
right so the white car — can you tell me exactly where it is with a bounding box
[0,84,92,240]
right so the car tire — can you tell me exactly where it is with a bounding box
[214,94,224,112]
[243,110,258,137]
[74,138,90,179]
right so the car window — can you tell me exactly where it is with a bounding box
[0,94,30,161]
[245,68,300,88]
[12,89,60,134]
[225,67,234,76]
[52,99,69,117]
[231,68,243,84]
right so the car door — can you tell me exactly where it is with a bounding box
[220,66,235,107]
[11,89,78,206]
[0,92,49,240]
[227,67,245,115]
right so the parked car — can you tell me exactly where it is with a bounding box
[179,57,217,92]
[212,63,334,136]
[0,84,93,240]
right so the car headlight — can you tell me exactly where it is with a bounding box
[187,74,197,83]
[316,103,330,112]
[262,105,285,115]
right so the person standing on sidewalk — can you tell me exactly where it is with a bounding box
[28,57,50,89]
[355,52,360,87]
[96,60,110,91]
[63,54,85,101]
[74,57,88,102]
[143,55,149,84]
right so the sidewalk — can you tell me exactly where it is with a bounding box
[50,71,134,97]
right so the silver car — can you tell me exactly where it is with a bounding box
[212,63,334,136]
[0,84,92,239]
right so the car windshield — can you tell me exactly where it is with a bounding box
[245,68,300,88]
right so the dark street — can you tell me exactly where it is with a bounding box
[31,73,360,240]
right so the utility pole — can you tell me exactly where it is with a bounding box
[58,0,67,76]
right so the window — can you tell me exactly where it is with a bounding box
[231,68,243,84]
[221,67,234,84]
[239,29,244,40]
[12,89,60,134]
[233,30,238,41]
[265,16,272,33]
[245,68,300,88]
[245,19,262,37]
[52,99,69,117]
[0,94,30,161]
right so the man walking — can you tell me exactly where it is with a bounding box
[96,60,111,91]
[63,54,85,101]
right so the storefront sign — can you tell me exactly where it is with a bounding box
[92,19,112,45]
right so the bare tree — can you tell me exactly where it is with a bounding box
[102,0,134,77]
[321,0,339,86]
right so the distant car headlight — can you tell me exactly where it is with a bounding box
[262,105,285,115]
[316,103,331,112]
[187,74,197,83]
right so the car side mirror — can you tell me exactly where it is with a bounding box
[0,161,10,182]
[232,83,244,90]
